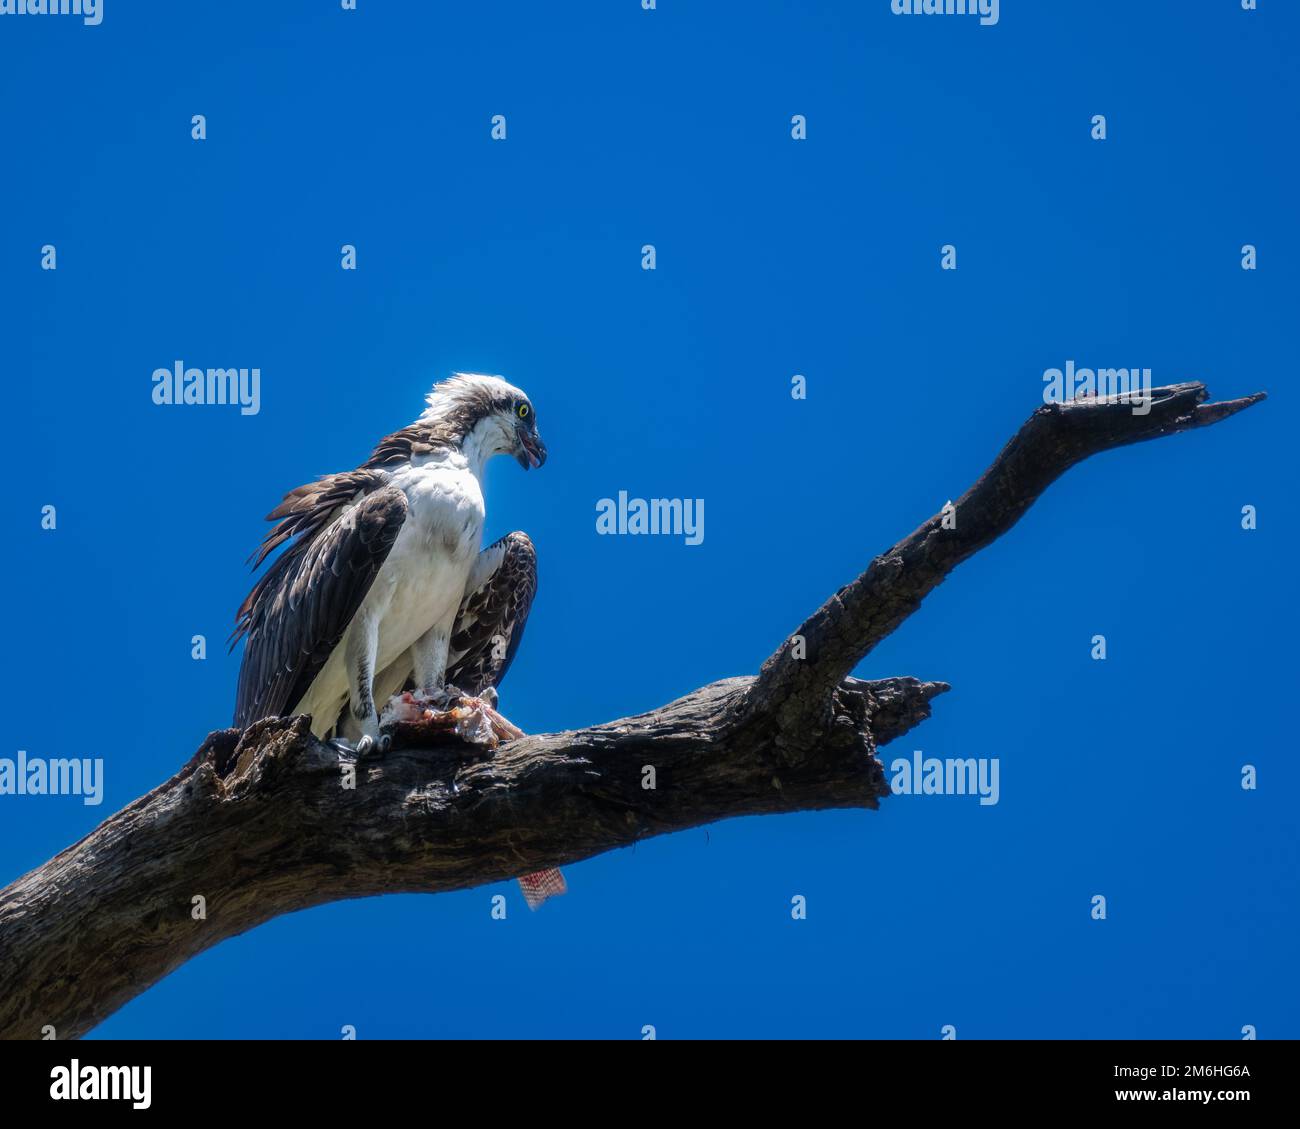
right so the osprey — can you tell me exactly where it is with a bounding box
[232,373,547,751]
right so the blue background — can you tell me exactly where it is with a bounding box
[1,1,1294,1039]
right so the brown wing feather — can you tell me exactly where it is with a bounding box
[246,469,392,569]
[446,531,538,696]
[232,479,408,727]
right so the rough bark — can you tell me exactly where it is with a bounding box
[0,382,1263,1039]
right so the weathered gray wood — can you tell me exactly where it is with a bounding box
[0,382,1263,1040]
[0,675,941,1040]
[747,383,1266,731]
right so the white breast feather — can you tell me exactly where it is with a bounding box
[296,453,485,733]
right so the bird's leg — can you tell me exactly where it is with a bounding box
[341,613,382,754]
[409,623,453,705]
[379,626,520,748]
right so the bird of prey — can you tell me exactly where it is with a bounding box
[232,373,547,752]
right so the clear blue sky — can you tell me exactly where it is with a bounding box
[2,1,1295,1039]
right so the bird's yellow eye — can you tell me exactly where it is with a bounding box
[517,403,530,419]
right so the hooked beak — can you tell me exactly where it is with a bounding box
[513,424,547,470]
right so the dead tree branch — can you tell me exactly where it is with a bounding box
[0,382,1263,1039]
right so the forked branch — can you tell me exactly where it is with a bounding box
[0,382,1263,1039]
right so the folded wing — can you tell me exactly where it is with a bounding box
[232,473,408,728]
[445,531,538,696]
